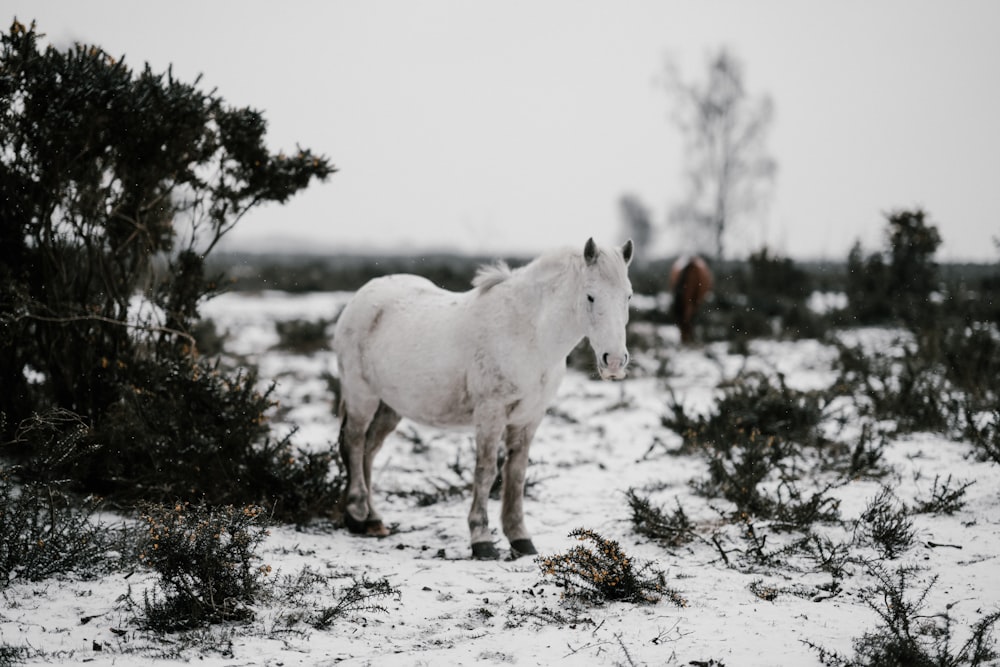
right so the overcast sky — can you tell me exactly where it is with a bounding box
[17,1,1000,261]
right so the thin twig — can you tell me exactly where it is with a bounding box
[8,312,197,353]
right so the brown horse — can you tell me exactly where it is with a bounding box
[669,255,713,344]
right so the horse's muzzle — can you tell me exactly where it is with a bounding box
[598,352,629,380]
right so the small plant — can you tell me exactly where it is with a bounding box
[536,528,679,605]
[770,480,842,531]
[912,475,974,516]
[625,489,695,547]
[855,486,915,560]
[795,533,854,581]
[807,563,1000,666]
[311,575,400,629]
[844,423,889,479]
[0,473,122,587]
[138,502,272,631]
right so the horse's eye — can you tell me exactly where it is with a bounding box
[587,294,595,303]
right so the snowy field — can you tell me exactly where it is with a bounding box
[3,290,998,666]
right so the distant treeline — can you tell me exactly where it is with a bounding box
[210,252,857,295]
[208,251,995,295]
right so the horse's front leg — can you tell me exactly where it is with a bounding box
[469,405,505,560]
[502,421,541,558]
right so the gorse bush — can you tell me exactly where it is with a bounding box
[0,21,337,519]
[808,564,1000,666]
[138,502,272,631]
[693,429,788,517]
[309,575,401,629]
[0,472,123,588]
[833,341,962,436]
[912,475,973,516]
[537,528,678,605]
[855,486,915,560]
[664,372,827,455]
[10,362,343,524]
[626,489,695,548]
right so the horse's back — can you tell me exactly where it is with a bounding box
[334,274,478,426]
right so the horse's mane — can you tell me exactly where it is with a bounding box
[472,248,582,294]
[472,260,513,292]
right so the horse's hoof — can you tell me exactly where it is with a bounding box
[344,513,390,537]
[509,538,538,559]
[344,512,368,535]
[365,520,390,537]
[471,541,500,560]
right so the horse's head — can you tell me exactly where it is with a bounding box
[581,237,634,380]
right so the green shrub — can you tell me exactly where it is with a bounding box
[537,528,678,605]
[138,502,272,631]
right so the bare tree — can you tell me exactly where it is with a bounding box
[618,193,653,264]
[666,48,776,261]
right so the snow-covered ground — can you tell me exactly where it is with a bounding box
[3,291,998,666]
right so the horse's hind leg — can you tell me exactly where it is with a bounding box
[501,421,541,558]
[359,401,401,537]
[338,392,380,534]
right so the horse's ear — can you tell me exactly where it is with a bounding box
[584,237,598,265]
[621,239,634,265]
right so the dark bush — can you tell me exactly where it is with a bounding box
[964,408,1000,466]
[693,430,789,518]
[0,473,123,588]
[833,342,961,436]
[11,362,343,524]
[138,502,272,631]
[664,372,827,455]
[0,21,337,519]
[845,209,942,328]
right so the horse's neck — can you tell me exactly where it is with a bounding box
[519,258,585,361]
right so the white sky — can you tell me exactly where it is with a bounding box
[16,1,1000,261]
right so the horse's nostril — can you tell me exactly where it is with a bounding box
[602,353,609,366]
[624,352,629,364]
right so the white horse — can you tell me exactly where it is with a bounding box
[333,238,634,559]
